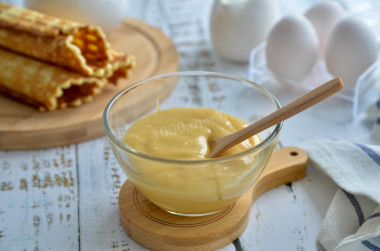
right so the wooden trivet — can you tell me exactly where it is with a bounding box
[119,147,308,250]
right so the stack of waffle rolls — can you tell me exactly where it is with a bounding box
[0,3,135,111]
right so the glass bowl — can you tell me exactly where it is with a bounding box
[103,71,282,216]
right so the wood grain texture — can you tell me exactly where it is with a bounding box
[0,18,178,150]
[0,146,79,250]
[76,138,144,251]
[118,147,308,251]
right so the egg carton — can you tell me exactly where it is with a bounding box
[248,43,380,118]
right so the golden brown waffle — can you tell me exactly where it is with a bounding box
[0,3,134,82]
[0,48,107,111]
[107,51,136,84]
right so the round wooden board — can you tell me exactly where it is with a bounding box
[0,18,179,150]
[119,147,308,251]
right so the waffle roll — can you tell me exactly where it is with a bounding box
[0,2,134,82]
[106,51,135,84]
[0,48,107,111]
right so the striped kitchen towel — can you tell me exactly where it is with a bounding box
[300,140,380,251]
[366,99,380,141]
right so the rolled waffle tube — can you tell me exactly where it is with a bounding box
[0,48,107,111]
[0,3,134,83]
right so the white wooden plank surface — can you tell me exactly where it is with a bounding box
[241,163,338,250]
[77,138,141,251]
[0,146,79,251]
[0,0,376,250]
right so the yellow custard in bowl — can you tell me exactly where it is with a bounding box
[124,107,261,159]
[103,71,282,216]
[122,107,263,214]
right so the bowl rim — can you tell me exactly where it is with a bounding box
[103,71,283,164]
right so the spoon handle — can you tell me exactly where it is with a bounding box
[208,78,344,157]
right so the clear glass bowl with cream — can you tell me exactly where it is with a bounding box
[103,71,282,216]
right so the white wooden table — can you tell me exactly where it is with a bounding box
[0,0,378,250]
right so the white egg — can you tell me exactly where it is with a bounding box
[325,17,378,88]
[305,1,346,55]
[266,15,319,81]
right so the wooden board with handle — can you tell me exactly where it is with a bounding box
[0,18,179,150]
[119,147,308,250]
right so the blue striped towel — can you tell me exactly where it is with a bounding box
[366,100,380,141]
[301,140,380,251]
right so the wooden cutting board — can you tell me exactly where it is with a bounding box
[119,147,308,251]
[0,19,179,150]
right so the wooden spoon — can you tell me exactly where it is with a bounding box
[208,78,344,158]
